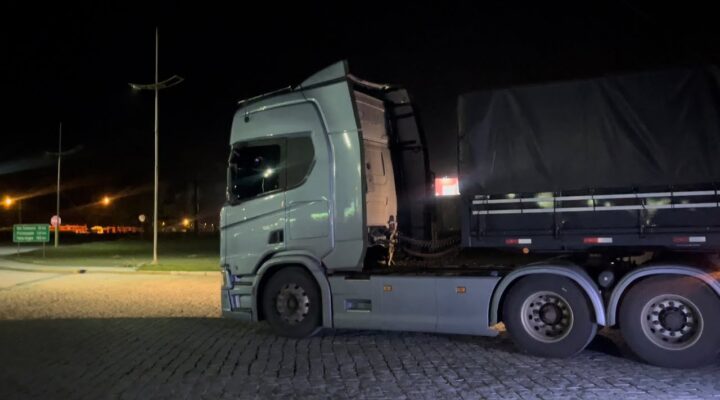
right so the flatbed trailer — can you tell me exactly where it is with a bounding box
[458,66,720,252]
[220,62,720,368]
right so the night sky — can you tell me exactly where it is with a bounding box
[3,2,720,226]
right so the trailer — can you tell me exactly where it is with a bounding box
[220,61,720,368]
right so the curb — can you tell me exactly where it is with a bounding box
[0,265,220,276]
[132,270,221,276]
[0,266,83,275]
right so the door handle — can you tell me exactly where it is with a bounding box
[268,229,284,244]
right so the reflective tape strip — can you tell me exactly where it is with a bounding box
[506,238,532,245]
[583,237,613,244]
[673,236,707,243]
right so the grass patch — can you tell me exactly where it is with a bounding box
[4,236,220,271]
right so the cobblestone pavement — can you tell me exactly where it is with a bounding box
[1,269,719,399]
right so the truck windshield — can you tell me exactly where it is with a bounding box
[227,142,283,203]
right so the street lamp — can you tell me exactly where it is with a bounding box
[129,27,184,265]
[3,196,21,224]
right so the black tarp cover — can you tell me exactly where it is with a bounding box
[458,66,720,196]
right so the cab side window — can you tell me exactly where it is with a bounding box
[227,135,315,204]
[228,140,285,203]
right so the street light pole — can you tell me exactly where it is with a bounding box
[45,123,81,248]
[153,28,159,265]
[55,122,62,248]
[129,27,184,265]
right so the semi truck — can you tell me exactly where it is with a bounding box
[220,61,720,368]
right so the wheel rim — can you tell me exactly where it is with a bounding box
[275,283,310,325]
[640,294,703,351]
[520,291,574,343]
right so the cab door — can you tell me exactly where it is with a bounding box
[222,138,287,275]
[276,103,332,257]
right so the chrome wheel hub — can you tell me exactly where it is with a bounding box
[641,294,703,351]
[275,283,310,325]
[520,291,574,343]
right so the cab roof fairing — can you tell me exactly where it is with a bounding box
[235,61,396,108]
[230,61,396,145]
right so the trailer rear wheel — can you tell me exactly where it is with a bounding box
[503,275,597,358]
[619,276,720,368]
[262,267,321,338]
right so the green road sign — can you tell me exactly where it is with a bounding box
[13,224,51,243]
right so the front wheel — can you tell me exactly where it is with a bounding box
[262,267,322,338]
[619,276,720,368]
[503,275,598,358]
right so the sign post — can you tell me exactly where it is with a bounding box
[13,224,51,257]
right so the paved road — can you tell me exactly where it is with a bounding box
[1,269,719,399]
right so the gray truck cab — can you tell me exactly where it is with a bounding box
[220,61,428,321]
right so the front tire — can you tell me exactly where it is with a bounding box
[262,267,321,338]
[619,276,720,368]
[503,275,598,358]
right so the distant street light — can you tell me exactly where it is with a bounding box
[129,27,184,265]
[2,196,22,224]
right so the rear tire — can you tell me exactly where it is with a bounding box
[503,275,598,358]
[262,267,322,338]
[619,275,720,368]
